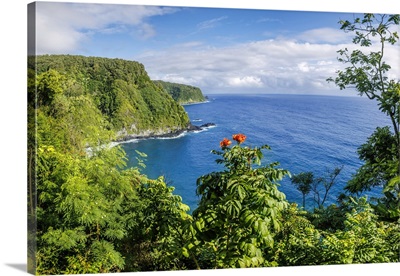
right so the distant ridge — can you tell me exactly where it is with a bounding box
[154,80,206,105]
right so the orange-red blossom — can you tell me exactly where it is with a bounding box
[232,133,246,144]
[220,138,232,148]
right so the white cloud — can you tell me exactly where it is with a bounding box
[36,13,86,53]
[138,37,399,95]
[257,17,282,24]
[177,41,204,48]
[297,62,312,72]
[226,76,263,87]
[197,16,228,30]
[161,74,199,84]
[138,39,341,93]
[35,2,178,54]
[134,23,156,39]
[296,27,352,44]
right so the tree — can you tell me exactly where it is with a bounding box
[36,69,65,107]
[274,197,400,265]
[312,166,343,208]
[327,13,400,215]
[327,14,399,145]
[191,134,290,268]
[317,197,400,264]
[291,172,314,209]
[346,127,397,193]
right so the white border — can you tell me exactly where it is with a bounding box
[1,1,399,276]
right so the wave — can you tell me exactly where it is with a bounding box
[182,100,210,106]
[89,124,217,153]
[153,132,188,140]
[85,138,139,155]
[110,139,139,146]
[190,124,217,133]
[119,124,217,142]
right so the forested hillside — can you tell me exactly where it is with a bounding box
[154,80,206,104]
[28,55,191,140]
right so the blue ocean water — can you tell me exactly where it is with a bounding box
[122,94,391,211]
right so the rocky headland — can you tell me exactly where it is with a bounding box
[115,122,216,142]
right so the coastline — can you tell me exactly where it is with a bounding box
[114,122,216,143]
[113,98,212,144]
[181,98,210,106]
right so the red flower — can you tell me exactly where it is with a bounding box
[232,133,246,144]
[220,138,232,148]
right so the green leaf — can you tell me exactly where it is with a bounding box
[182,247,189,258]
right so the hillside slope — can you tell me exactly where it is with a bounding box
[28,55,191,142]
[154,80,206,104]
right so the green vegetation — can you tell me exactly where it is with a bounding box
[29,55,191,140]
[28,13,399,275]
[192,135,289,268]
[327,13,400,221]
[27,55,193,274]
[291,172,313,209]
[154,80,206,104]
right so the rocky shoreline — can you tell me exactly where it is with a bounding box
[115,122,216,142]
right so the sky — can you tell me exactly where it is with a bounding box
[32,1,400,95]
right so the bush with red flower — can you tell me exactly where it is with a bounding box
[192,133,290,268]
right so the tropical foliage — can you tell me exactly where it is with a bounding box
[29,55,191,138]
[27,55,193,274]
[327,13,400,221]
[191,134,290,268]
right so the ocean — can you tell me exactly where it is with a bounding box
[121,94,391,211]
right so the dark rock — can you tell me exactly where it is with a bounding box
[187,123,201,131]
[115,121,215,142]
[199,123,216,128]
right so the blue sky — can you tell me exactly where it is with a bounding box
[34,2,400,95]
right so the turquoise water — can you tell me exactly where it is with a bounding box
[122,94,391,211]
